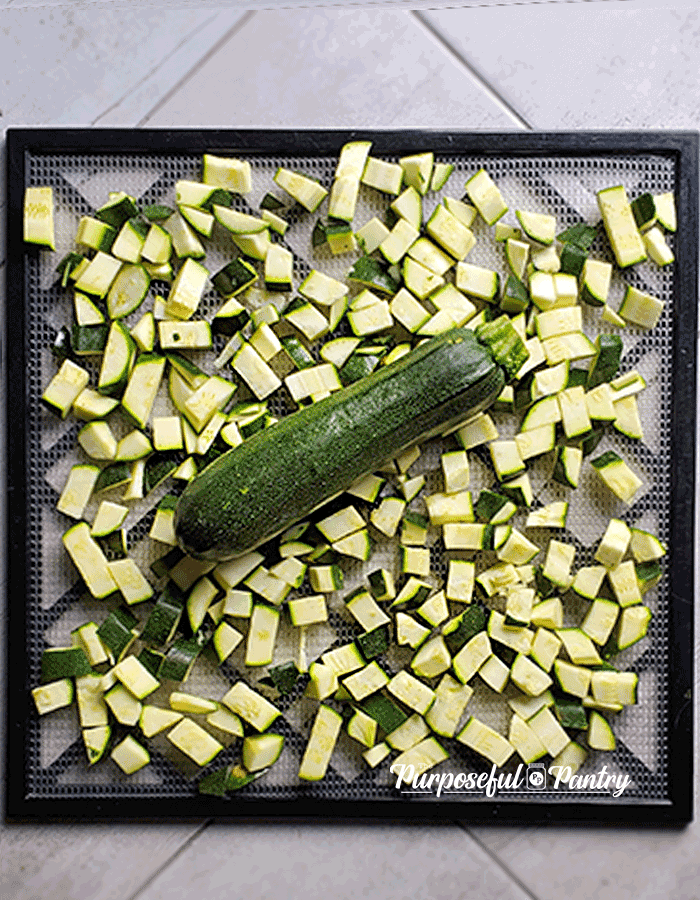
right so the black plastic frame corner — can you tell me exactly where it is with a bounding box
[4,129,697,824]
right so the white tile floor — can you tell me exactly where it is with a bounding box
[1,7,698,900]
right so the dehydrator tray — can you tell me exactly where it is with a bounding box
[5,129,697,822]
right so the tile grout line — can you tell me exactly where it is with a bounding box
[1,0,639,9]
[455,821,544,900]
[411,11,534,131]
[136,10,257,128]
[125,820,213,900]
[91,10,223,126]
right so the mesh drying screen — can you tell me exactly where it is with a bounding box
[22,147,676,807]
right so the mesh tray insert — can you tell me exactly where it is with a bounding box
[8,131,696,820]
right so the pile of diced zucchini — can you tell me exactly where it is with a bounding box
[27,144,672,790]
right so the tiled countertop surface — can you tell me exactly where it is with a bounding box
[1,5,698,899]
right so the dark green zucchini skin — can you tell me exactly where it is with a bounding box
[175,328,505,561]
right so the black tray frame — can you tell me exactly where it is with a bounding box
[4,128,697,824]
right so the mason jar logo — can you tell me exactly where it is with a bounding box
[526,763,547,791]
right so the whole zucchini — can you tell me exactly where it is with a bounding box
[175,324,522,561]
